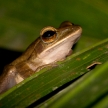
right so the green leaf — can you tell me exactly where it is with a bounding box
[0,38,108,108]
[92,95,108,108]
[43,62,108,108]
[0,0,108,108]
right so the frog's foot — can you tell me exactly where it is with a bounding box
[36,63,58,72]
[66,49,73,57]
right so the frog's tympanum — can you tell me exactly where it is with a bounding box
[0,21,82,94]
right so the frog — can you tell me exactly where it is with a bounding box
[0,21,82,94]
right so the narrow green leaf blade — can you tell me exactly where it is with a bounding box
[0,38,108,107]
[44,62,108,108]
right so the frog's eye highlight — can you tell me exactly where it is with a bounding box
[40,27,57,43]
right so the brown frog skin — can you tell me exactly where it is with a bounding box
[0,21,82,94]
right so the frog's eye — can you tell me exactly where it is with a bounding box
[59,21,73,28]
[40,27,57,43]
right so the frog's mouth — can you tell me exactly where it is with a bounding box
[38,28,82,64]
[70,35,81,50]
[48,26,82,49]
